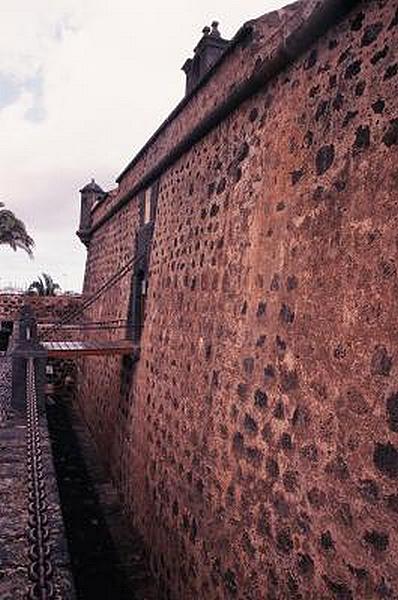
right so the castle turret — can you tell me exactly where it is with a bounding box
[77,178,105,247]
[182,21,229,96]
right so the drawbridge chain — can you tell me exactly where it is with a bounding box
[26,359,56,600]
[41,250,147,340]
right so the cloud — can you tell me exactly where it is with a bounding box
[0,0,288,292]
[0,73,21,109]
[0,70,45,123]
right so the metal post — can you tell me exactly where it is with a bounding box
[10,305,47,412]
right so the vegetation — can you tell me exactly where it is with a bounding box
[27,273,61,296]
[0,202,34,256]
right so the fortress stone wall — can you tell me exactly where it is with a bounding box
[76,1,398,598]
[0,294,82,323]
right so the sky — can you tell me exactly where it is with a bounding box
[0,0,288,293]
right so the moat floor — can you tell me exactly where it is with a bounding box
[46,393,158,600]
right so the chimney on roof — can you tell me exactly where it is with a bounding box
[77,178,105,247]
[182,21,229,96]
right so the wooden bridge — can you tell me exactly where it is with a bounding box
[42,339,138,359]
[9,306,139,413]
[1,332,155,600]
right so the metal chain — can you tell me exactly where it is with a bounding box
[40,250,147,338]
[26,358,56,600]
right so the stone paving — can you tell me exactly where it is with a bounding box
[0,355,158,599]
[0,361,75,599]
[0,410,29,599]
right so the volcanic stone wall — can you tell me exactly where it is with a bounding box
[78,1,398,598]
[0,294,83,324]
[77,201,141,454]
[115,0,320,196]
[0,294,84,342]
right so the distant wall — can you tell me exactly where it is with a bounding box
[77,1,398,598]
[0,294,84,343]
[0,294,83,324]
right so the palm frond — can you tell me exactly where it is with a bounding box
[0,204,34,257]
[27,273,61,296]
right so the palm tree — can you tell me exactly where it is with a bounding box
[0,202,34,256]
[28,273,61,296]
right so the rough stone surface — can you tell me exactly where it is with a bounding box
[0,294,82,323]
[0,408,75,599]
[0,294,83,341]
[46,386,157,600]
[76,1,398,598]
[0,356,12,422]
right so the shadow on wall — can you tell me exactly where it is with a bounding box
[46,380,133,599]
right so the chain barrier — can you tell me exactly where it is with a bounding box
[40,251,145,340]
[26,358,56,600]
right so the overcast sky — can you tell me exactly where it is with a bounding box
[0,0,287,292]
